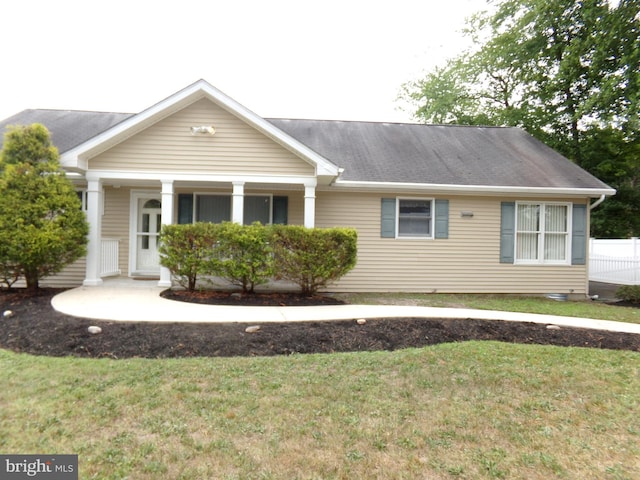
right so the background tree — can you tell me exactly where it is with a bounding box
[401,0,640,237]
[0,124,89,290]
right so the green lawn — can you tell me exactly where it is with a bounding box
[336,292,640,325]
[1,293,639,478]
[1,340,639,479]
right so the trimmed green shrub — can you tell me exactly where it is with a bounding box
[616,285,640,304]
[159,223,220,291]
[215,222,275,294]
[271,225,357,296]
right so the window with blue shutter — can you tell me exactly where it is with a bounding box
[501,201,584,265]
[500,202,516,263]
[381,198,396,238]
[381,198,448,239]
[571,204,587,265]
[435,199,449,239]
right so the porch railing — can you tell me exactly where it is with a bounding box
[101,238,121,277]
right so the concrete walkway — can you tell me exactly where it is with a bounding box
[50,278,640,334]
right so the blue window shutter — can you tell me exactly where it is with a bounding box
[381,198,396,238]
[434,199,449,239]
[572,204,587,265]
[500,202,516,263]
[177,194,193,224]
[273,196,288,225]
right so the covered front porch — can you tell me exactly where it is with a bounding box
[83,173,321,288]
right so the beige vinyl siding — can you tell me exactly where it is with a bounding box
[41,186,132,285]
[281,190,304,226]
[90,98,315,177]
[40,259,86,288]
[316,191,588,294]
[102,187,131,276]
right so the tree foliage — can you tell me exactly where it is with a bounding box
[158,223,220,291]
[401,0,640,237]
[0,124,89,289]
[159,223,358,295]
[271,225,358,296]
[215,222,275,294]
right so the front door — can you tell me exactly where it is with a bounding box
[136,197,162,274]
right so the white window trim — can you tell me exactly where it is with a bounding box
[396,197,434,239]
[514,201,572,265]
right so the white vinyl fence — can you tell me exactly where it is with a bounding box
[589,238,640,285]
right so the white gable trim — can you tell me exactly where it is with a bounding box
[60,80,340,177]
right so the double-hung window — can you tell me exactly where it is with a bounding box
[397,198,433,238]
[381,197,448,239]
[515,202,570,264]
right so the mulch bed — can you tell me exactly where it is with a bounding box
[159,289,348,306]
[1,289,639,359]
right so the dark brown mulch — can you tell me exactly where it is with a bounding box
[159,289,347,306]
[0,289,639,359]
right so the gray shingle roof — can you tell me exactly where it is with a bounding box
[0,109,133,154]
[0,109,610,191]
[267,119,611,190]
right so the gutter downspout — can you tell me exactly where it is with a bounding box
[589,194,606,210]
[586,193,606,300]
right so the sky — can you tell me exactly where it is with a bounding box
[0,0,490,124]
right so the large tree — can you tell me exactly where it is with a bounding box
[402,0,640,237]
[0,124,89,289]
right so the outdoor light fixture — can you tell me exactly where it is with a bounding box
[190,125,216,135]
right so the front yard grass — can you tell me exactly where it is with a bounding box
[2,341,639,479]
[336,292,640,325]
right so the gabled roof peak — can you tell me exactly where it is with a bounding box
[56,80,341,177]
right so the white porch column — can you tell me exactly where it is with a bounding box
[232,181,245,224]
[83,175,103,286]
[304,180,317,228]
[158,179,174,288]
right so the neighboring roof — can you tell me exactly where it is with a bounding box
[268,119,612,192]
[0,109,133,153]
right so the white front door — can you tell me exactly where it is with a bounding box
[136,197,162,274]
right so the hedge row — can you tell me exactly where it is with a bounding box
[616,285,640,304]
[159,222,357,295]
